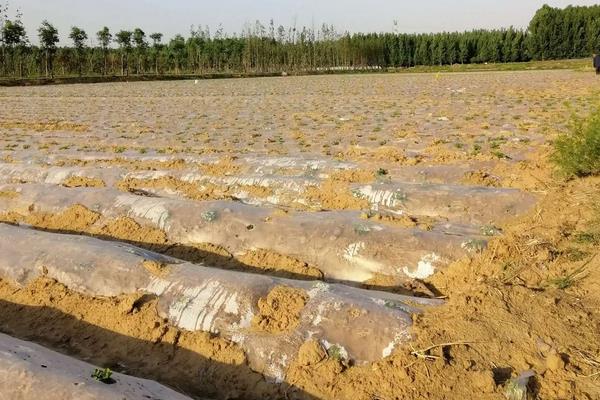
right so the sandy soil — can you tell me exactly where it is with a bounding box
[0,70,598,399]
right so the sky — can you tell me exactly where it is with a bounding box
[5,0,600,45]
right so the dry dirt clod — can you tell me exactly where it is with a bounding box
[62,176,106,188]
[251,286,309,334]
[141,260,171,278]
[297,340,327,366]
[545,350,566,371]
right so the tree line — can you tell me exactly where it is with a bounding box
[0,4,599,79]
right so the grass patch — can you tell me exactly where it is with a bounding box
[552,106,600,177]
[548,266,588,289]
[573,231,600,245]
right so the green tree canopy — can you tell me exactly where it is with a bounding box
[38,20,59,77]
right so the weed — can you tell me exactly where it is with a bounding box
[548,266,587,289]
[552,107,600,177]
[563,248,589,262]
[492,150,511,159]
[113,146,126,153]
[573,231,600,245]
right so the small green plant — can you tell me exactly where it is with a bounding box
[491,150,511,159]
[201,210,218,222]
[327,345,344,361]
[354,224,371,235]
[393,191,408,203]
[552,107,600,177]
[113,146,126,153]
[503,370,534,400]
[91,367,114,384]
[376,168,389,177]
[563,248,589,262]
[480,225,501,236]
[504,377,527,400]
[462,238,487,252]
[351,188,365,199]
[573,231,600,245]
[384,300,410,312]
[548,266,588,289]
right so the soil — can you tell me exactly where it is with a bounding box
[304,178,370,210]
[62,176,106,188]
[0,277,281,400]
[118,176,274,202]
[238,250,324,280]
[360,211,436,230]
[284,176,600,400]
[461,170,501,187]
[4,173,591,400]
[0,190,19,198]
[251,286,309,334]
[1,71,599,400]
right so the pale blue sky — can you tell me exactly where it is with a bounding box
[6,0,600,44]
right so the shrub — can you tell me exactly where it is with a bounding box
[553,107,600,177]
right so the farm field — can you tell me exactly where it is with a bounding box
[0,70,599,399]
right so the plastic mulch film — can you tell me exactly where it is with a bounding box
[0,332,193,400]
[0,224,442,381]
[0,183,488,283]
[0,162,536,224]
[0,162,126,187]
[352,182,536,224]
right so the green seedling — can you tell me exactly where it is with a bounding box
[201,210,218,222]
[91,367,114,384]
[462,239,487,253]
[480,225,501,236]
[376,168,389,177]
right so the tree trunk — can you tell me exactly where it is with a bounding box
[103,50,107,76]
